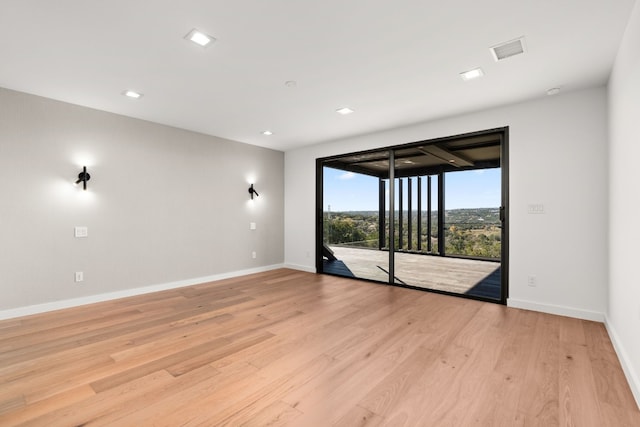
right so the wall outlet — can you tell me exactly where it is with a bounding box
[252,251,256,259]
[74,226,88,238]
[250,222,256,230]
[527,275,537,287]
[75,271,84,282]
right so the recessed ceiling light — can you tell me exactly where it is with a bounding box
[185,28,215,47]
[460,68,484,81]
[122,90,142,99]
[546,87,561,96]
[336,107,354,115]
[284,81,297,88]
[262,130,273,136]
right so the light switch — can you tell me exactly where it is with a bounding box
[527,204,544,214]
[250,222,256,230]
[74,226,88,238]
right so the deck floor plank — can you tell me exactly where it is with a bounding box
[325,246,502,299]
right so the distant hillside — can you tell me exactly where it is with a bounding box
[325,208,500,225]
[323,208,501,258]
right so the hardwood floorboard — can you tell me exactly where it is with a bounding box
[282,320,430,424]
[21,370,177,427]
[333,405,385,427]
[0,386,94,426]
[102,363,258,427]
[514,313,561,424]
[559,342,604,426]
[0,354,115,406]
[88,365,223,427]
[583,320,639,410]
[240,400,302,427]
[0,269,638,426]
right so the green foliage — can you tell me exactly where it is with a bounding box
[324,208,501,259]
[326,217,368,244]
[444,225,501,258]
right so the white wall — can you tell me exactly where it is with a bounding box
[0,88,284,315]
[608,0,640,407]
[285,87,609,320]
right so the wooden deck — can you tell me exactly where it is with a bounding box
[324,246,501,300]
[0,269,638,425]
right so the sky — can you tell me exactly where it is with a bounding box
[323,166,501,212]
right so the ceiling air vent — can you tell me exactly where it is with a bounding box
[490,37,526,61]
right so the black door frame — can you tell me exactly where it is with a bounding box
[316,127,509,304]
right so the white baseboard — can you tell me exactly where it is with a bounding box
[0,264,284,321]
[507,298,605,322]
[283,263,316,273]
[605,316,640,410]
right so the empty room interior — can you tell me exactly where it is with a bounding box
[1,1,639,425]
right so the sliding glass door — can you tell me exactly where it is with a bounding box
[321,158,389,283]
[316,128,508,303]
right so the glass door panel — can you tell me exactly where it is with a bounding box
[441,167,502,300]
[321,165,389,283]
[443,169,502,259]
[392,149,442,288]
[393,157,502,300]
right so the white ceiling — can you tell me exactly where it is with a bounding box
[0,0,635,151]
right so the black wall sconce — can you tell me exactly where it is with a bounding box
[75,166,91,190]
[248,184,259,199]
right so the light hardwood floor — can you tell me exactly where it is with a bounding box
[0,269,638,426]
